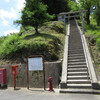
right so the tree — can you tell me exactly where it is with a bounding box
[94,0,100,26]
[68,0,80,11]
[79,0,96,25]
[42,0,69,17]
[15,0,54,34]
[95,7,100,26]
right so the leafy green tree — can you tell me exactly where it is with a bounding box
[68,0,100,26]
[15,0,54,34]
[95,7,100,26]
[79,0,96,25]
[68,0,80,11]
[94,0,100,26]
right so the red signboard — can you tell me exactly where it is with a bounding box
[11,65,18,75]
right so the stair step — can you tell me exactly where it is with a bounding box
[68,54,84,57]
[68,57,85,60]
[68,59,85,62]
[60,89,100,94]
[67,80,91,84]
[67,84,92,88]
[67,76,90,79]
[68,65,87,68]
[68,72,89,75]
[68,52,84,56]
[68,51,84,54]
[69,48,83,50]
[68,68,88,72]
[68,62,86,65]
[68,49,83,52]
[68,52,84,55]
[68,56,85,58]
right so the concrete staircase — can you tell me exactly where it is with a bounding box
[60,20,100,94]
[67,20,91,89]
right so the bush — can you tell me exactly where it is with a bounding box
[0,34,20,58]
[0,34,61,61]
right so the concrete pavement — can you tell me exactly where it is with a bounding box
[0,88,100,100]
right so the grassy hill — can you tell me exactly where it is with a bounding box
[0,21,65,64]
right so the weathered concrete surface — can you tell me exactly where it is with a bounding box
[60,21,70,88]
[60,88,100,94]
[0,88,100,100]
[0,61,61,88]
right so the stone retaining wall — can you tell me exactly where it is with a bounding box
[0,61,61,88]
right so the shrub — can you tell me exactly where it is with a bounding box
[0,34,20,58]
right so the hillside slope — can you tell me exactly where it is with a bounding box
[85,19,100,76]
[0,21,65,64]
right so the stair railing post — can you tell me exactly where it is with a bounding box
[81,11,85,34]
[64,15,66,35]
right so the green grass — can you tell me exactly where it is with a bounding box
[0,21,65,64]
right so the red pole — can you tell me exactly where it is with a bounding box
[14,74,16,89]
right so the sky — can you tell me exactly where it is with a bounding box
[0,0,26,37]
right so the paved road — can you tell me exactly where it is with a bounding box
[0,88,100,100]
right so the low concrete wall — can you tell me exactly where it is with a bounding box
[0,61,61,88]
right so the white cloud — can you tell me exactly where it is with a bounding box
[2,18,9,26]
[5,0,10,3]
[0,8,17,26]
[4,29,19,36]
[17,0,26,11]
[0,9,17,19]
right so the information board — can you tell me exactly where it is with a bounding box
[28,57,43,71]
[58,16,64,22]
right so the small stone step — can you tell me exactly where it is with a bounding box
[68,59,86,63]
[68,54,84,57]
[68,49,83,52]
[68,68,88,72]
[60,89,100,94]
[69,47,83,50]
[67,84,92,88]
[68,72,89,76]
[68,62,86,65]
[68,65,87,68]
[67,75,90,80]
[68,56,85,60]
[67,80,91,84]
[68,51,84,54]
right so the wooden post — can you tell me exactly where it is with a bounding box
[81,11,85,34]
[68,14,70,22]
[42,56,45,90]
[64,15,66,35]
[27,58,29,89]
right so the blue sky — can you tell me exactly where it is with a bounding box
[0,0,25,37]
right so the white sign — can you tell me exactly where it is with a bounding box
[28,57,43,71]
[58,16,64,22]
